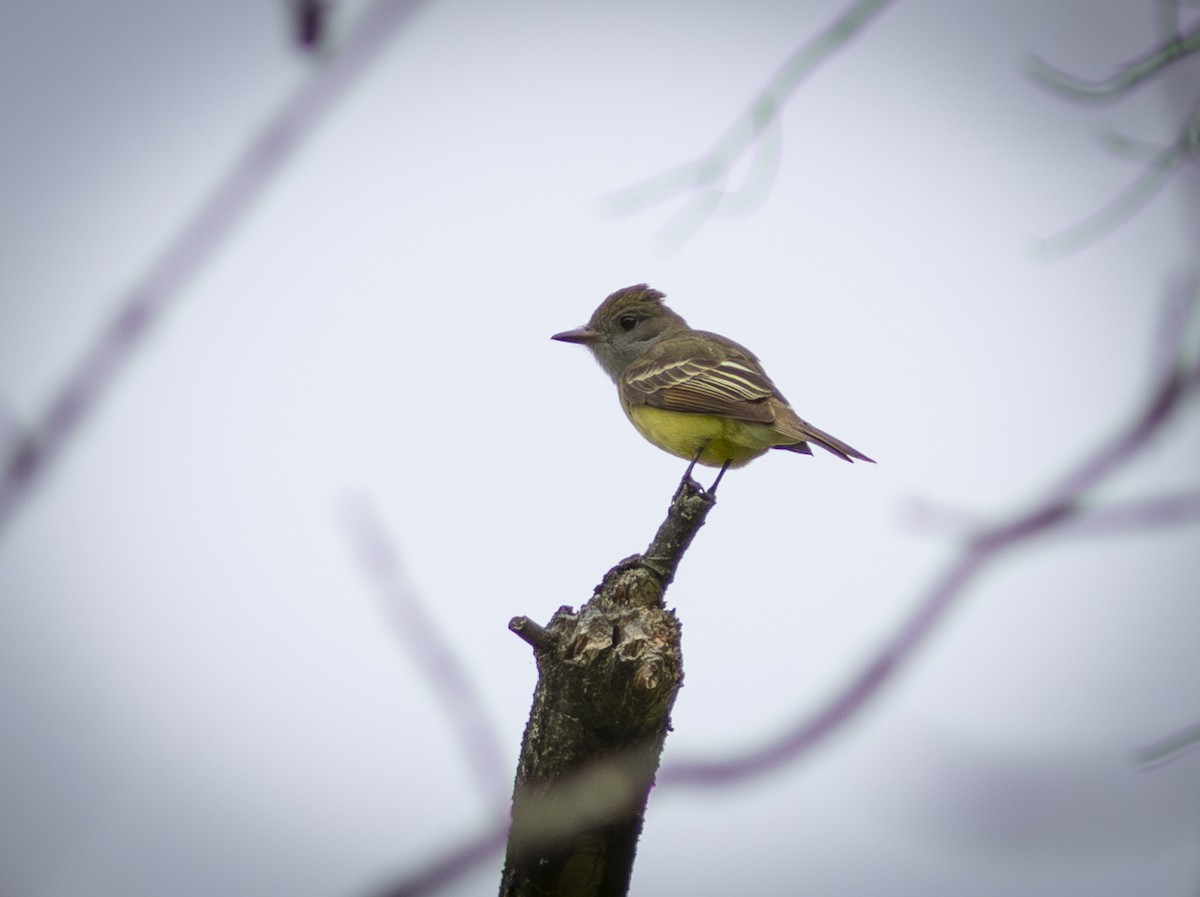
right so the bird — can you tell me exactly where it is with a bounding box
[551,284,873,490]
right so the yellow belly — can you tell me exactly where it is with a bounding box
[625,405,780,468]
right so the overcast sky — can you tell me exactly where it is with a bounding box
[1,1,1198,896]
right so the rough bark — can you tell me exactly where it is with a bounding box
[500,475,715,897]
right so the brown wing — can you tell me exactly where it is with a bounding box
[619,332,781,424]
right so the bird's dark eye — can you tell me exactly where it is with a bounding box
[619,315,637,331]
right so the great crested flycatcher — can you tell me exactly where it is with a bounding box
[552,284,874,484]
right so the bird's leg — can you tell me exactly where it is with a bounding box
[677,444,708,497]
[686,443,700,484]
[708,460,731,495]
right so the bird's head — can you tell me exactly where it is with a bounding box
[551,284,688,380]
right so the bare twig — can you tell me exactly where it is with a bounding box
[291,0,334,54]
[1099,125,1176,162]
[0,0,428,540]
[904,488,1200,539]
[1136,719,1200,768]
[1065,489,1200,535]
[1152,274,1200,381]
[1028,5,1200,259]
[342,496,508,807]
[1026,20,1200,101]
[606,0,894,245]
[1034,98,1200,260]
[0,403,17,458]
[373,822,509,897]
[1155,0,1185,44]
[509,616,553,652]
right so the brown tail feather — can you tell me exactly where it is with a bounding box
[802,421,875,463]
[768,398,875,463]
[774,416,874,463]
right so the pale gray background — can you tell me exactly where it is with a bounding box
[1,1,1198,896]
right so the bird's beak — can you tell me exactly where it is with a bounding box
[551,326,599,345]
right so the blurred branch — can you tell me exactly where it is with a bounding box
[1034,98,1200,259]
[373,823,509,897]
[290,0,334,54]
[0,0,428,540]
[1152,273,1200,380]
[342,496,509,807]
[1029,8,1200,259]
[1058,488,1200,535]
[1136,719,1200,768]
[0,403,17,458]
[1026,20,1200,101]
[906,488,1200,538]
[1100,124,1178,161]
[1155,0,1186,44]
[606,0,893,247]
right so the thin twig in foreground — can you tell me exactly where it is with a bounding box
[0,0,428,540]
[904,488,1200,539]
[1136,719,1200,769]
[1026,20,1200,102]
[1033,98,1200,260]
[606,0,893,246]
[343,496,509,807]
[373,822,509,897]
[1027,6,1200,260]
[1065,489,1200,535]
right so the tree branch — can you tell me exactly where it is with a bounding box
[1026,20,1200,101]
[371,823,510,897]
[904,488,1200,539]
[1064,489,1200,535]
[1028,9,1200,259]
[342,495,509,806]
[0,0,428,540]
[1033,98,1200,260]
[1136,719,1200,768]
[497,477,713,897]
[606,0,894,246]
